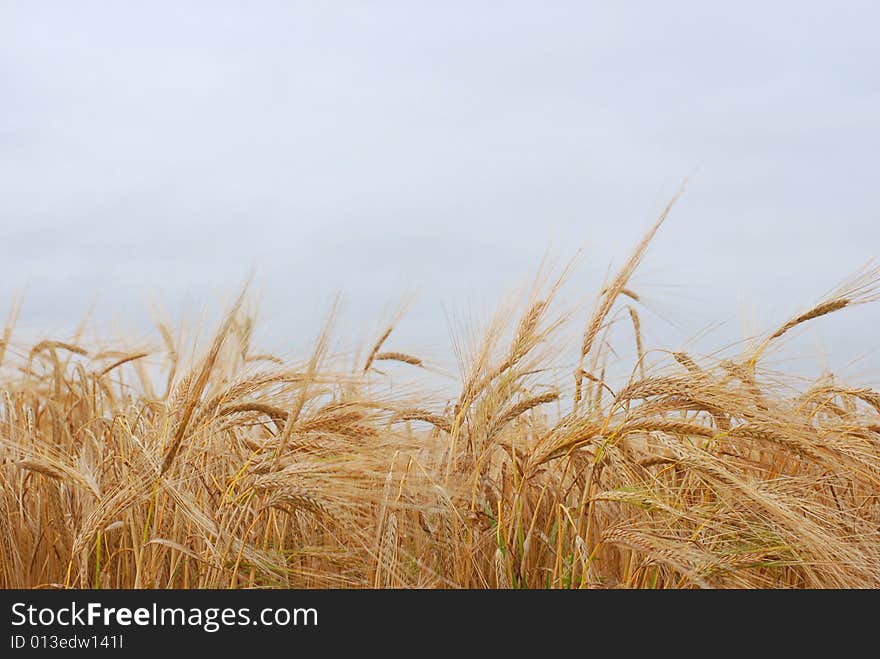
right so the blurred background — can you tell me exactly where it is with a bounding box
[2,1,878,380]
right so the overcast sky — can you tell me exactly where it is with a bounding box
[2,2,878,379]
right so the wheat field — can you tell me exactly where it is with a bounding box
[2,207,880,589]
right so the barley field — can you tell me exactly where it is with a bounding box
[2,206,879,589]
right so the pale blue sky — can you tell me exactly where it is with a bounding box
[2,2,878,378]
